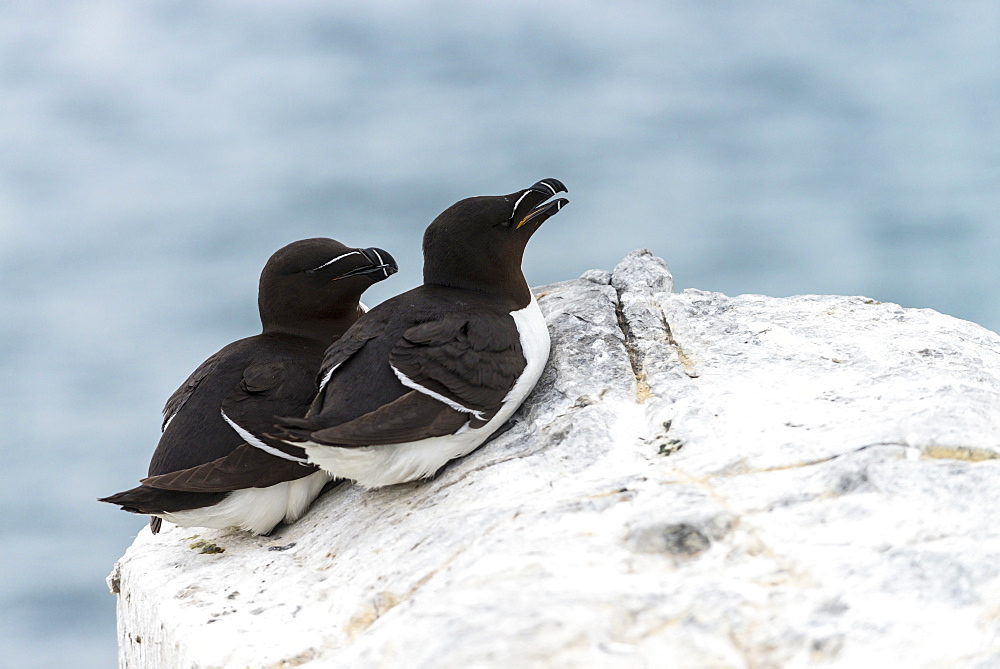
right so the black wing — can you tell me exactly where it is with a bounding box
[147,358,322,492]
[301,310,525,446]
[160,353,221,431]
[222,360,318,437]
[314,315,387,396]
[139,443,313,492]
[305,390,469,446]
[392,311,525,420]
[274,315,390,445]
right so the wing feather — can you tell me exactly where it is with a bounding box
[160,354,221,431]
[314,316,387,394]
[308,391,469,446]
[140,444,314,492]
[278,308,523,449]
[389,311,524,421]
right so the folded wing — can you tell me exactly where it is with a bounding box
[300,310,525,447]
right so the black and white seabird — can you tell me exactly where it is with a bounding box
[271,179,568,487]
[99,238,397,534]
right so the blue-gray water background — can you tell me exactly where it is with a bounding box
[2,2,998,666]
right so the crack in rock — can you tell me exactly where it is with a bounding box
[658,305,698,379]
[614,294,652,402]
[609,249,698,408]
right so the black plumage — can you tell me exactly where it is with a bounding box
[99,238,397,533]
[269,179,568,487]
[275,288,524,446]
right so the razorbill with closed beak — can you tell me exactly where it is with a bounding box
[272,179,567,487]
[99,238,397,534]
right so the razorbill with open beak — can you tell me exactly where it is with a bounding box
[99,238,397,534]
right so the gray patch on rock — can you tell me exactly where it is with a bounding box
[628,513,735,556]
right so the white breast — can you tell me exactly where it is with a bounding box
[303,295,551,488]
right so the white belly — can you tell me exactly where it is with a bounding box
[156,469,333,535]
[303,295,551,488]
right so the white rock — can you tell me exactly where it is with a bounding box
[108,250,1000,668]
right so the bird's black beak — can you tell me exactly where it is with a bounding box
[331,247,398,281]
[509,178,569,230]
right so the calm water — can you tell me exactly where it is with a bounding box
[2,2,998,666]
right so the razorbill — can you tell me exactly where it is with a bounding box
[272,179,568,487]
[99,238,397,534]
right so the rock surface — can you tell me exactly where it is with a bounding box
[109,250,1000,668]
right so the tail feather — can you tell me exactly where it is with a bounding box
[98,485,228,515]
[99,486,172,534]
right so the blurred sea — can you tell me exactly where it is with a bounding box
[1,2,998,666]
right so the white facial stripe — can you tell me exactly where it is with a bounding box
[162,410,178,433]
[318,362,342,392]
[221,410,307,463]
[310,250,361,272]
[391,365,486,420]
[511,191,532,219]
